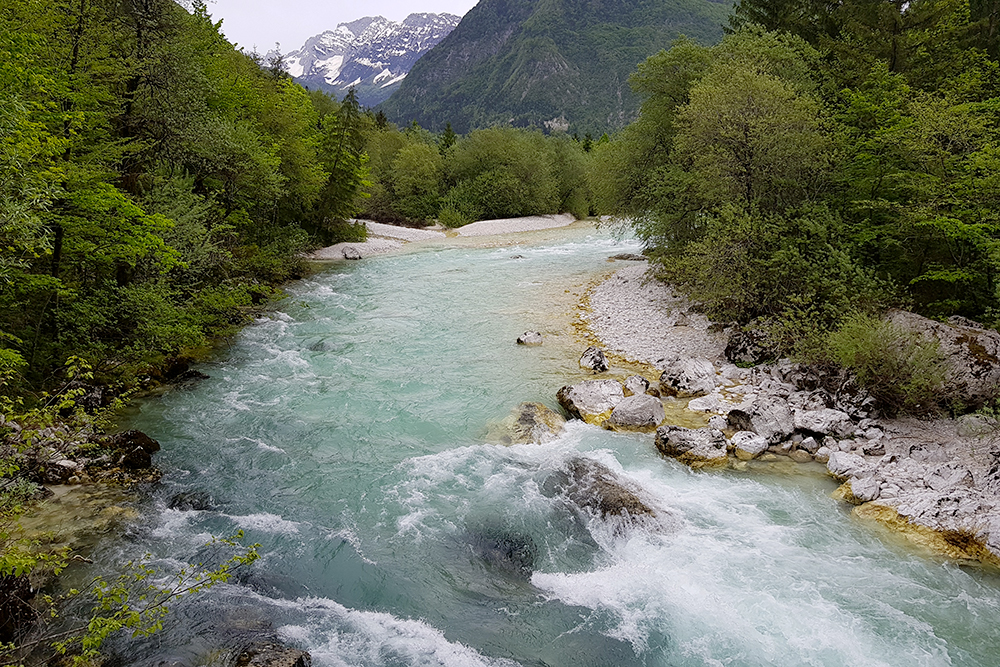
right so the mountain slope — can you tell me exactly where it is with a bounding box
[379,0,730,134]
[284,13,461,107]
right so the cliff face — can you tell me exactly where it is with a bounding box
[379,0,730,135]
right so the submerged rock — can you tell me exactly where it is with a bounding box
[659,357,716,398]
[608,253,646,261]
[579,346,610,372]
[557,380,624,426]
[605,394,665,432]
[168,491,215,511]
[500,402,567,444]
[465,525,538,579]
[517,331,543,346]
[655,425,728,467]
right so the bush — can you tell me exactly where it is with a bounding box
[822,313,949,415]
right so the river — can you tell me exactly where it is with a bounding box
[92,222,1000,666]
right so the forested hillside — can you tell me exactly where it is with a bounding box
[379,0,731,135]
[0,0,370,402]
[593,0,1000,405]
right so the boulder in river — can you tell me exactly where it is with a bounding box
[605,394,665,432]
[543,457,665,531]
[557,379,624,425]
[579,346,609,372]
[659,357,716,398]
[499,402,567,444]
[729,431,769,461]
[168,491,215,511]
[655,425,728,467]
[623,375,651,397]
[232,642,311,667]
[517,331,543,346]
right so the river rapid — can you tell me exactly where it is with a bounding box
[94,222,1000,667]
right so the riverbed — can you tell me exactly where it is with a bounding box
[88,222,1000,666]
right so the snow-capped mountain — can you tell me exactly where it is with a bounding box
[283,13,461,107]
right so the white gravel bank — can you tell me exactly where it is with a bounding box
[364,220,446,241]
[456,213,576,237]
[304,237,404,260]
[587,263,728,367]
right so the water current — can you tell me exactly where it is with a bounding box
[95,222,1000,666]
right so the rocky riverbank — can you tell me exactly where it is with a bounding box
[571,261,1000,565]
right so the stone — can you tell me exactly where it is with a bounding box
[885,308,1000,411]
[726,398,794,444]
[543,457,661,529]
[605,394,665,432]
[794,408,854,437]
[120,446,152,469]
[622,375,650,397]
[579,346,609,372]
[556,380,624,425]
[659,357,716,398]
[862,441,886,456]
[516,331,543,346]
[814,446,832,463]
[849,475,881,502]
[108,429,161,454]
[609,253,646,261]
[730,431,768,461]
[168,491,214,511]
[233,643,311,667]
[342,246,362,260]
[800,436,819,454]
[789,449,814,463]
[708,415,728,430]
[175,369,210,383]
[826,451,871,480]
[957,414,997,438]
[655,425,728,467]
[503,402,566,444]
[724,328,778,366]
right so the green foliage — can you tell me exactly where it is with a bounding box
[379,0,730,136]
[820,313,950,415]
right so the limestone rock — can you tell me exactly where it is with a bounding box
[168,491,215,511]
[556,380,624,425]
[605,394,665,432]
[724,328,778,366]
[826,451,871,480]
[659,357,716,398]
[503,402,566,444]
[789,449,814,463]
[655,425,728,467]
[800,436,819,454]
[885,308,1000,411]
[622,375,650,397]
[516,331,543,346]
[609,253,646,261]
[794,408,854,438]
[579,346,609,372]
[730,431,768,461]
[814,446,832,463]
[465,525,538,579]
[233,643,310,667]
[342,246,362,260]
[726,399,794,444]
[109,430,161,454]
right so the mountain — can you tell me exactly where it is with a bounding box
[283,13,462,107]
[378,0,730,135]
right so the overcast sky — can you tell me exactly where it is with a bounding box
[205,0,480,53]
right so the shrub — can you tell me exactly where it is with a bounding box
[822,313,949,415]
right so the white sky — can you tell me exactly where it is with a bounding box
[205,0,480,53]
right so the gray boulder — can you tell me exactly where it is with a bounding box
[726,399,794,444]
[579,346,609,372]
[826,451,871,480]
[623,375,651,397]
[516,331,543,346]
[885,309,1000,411]
[543,457,662,529]
[609,253,646,261]
[659,357,716,398]
[465,525,538,579]
[794,408,854,438]
[342,246,362,260]
[655,425,728,467]
[556,380,624,425]
[605,394,665,432]
[729,431,768,461]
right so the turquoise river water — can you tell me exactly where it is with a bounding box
[96,223,1000,666]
